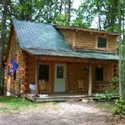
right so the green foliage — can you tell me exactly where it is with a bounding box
[111,77,119,93]
[71,1,94,28]
[95,77,119,102]
[105,91,115,100]
[95,93,106,101]
[114,96,125,114]
[95,92,114,101]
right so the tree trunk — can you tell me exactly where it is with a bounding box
[67,0,71,25]
[118,0,123,96]
[0,0,7,95]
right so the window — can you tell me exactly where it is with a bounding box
[97,37,107,48]
[95,66,103,81]
[14,71,16,80]
[39,65,49,81]
[57,66,64,78]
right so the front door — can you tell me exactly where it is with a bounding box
[54,64,66,92]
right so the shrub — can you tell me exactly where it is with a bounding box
[95,92,114,101]
[114,96,125,114]
[95,93,106,101]
[111,77,119,93]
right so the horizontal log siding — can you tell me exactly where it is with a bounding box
[5,43,118,94]
[76,31,95,49]
[68,62,117,93]
[59,29,117,53]
[108,35,117,52]
[5,31,26,96]
[68,63,89,92]
[23,53,53,93]
[92,64,114,92]
[22,57,117,93]
[23,53,35,93]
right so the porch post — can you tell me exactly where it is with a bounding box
[35,56,39,96]
[88,64,92,96]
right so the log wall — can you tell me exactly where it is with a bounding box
[5,40,118,94]
[92,64,114,92]
[59,29,117,53]
[68,63,89,92]
[4,31,26,96]
[67,62,117,93]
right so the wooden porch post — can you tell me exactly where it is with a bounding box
[88,64,92,96]
[35,56,39,96]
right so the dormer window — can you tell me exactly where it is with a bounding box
[97,37,107,48]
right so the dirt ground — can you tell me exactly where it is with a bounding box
[0,101,125,125]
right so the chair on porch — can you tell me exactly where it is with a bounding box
[39,80,46,94]
[77,79,84,93]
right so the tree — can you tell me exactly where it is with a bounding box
[0,0,8,94]
[118,0,122,96]
[71,0,94,27]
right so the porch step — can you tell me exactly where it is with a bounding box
[25,94,93,102]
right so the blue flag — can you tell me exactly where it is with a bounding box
[11,59,18,72]
[8,59,18,76]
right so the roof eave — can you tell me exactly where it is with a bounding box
[22,49,119,61]
[54,25,118,36]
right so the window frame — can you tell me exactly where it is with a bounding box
[96,36,108,49]
[39,64,50,82]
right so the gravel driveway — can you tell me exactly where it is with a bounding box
[0,101,122,125]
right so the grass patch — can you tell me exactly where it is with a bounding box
[0,96,59,113]
[0,96,32,106]
[94,101,115,113]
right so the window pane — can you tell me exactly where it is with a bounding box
[57,66,64,78]
[95,67,103,81]
[39,65,49,81]
[98,37,107,48]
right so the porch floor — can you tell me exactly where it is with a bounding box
[25,93,99,102]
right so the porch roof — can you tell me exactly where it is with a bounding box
[23,48,119,60]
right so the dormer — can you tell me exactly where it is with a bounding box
[55,26,118,53]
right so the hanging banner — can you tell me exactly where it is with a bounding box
[8,59,18,76]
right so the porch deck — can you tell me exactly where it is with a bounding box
[25,93,97,102]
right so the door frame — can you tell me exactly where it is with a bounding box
[54,64,66,92]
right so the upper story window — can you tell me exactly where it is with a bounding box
[97,37,107,48]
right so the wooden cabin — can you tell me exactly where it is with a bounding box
[4,19,118,97]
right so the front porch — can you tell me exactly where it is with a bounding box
[6,54,117,98]
[25,93,98,102]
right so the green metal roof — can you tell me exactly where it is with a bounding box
[23,48,119,60]
[13,19,119,61]
[13,19,71,52]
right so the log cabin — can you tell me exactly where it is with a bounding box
[4,19,118,98]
